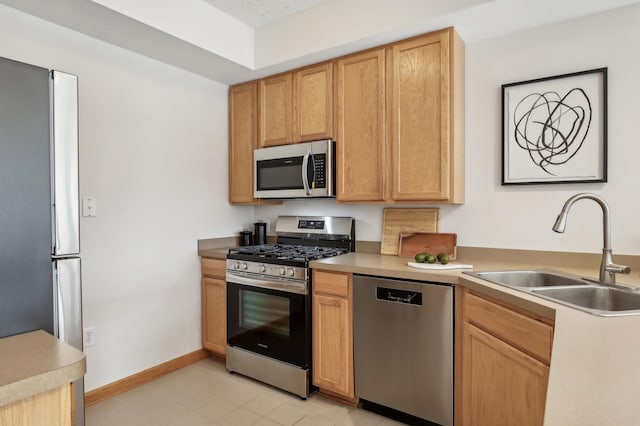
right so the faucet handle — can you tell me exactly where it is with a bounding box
[606,263,631,275]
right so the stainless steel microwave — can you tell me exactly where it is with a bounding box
[254,140,335,199]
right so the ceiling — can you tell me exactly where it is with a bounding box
[0,0,639,85]
[202,0,329,28]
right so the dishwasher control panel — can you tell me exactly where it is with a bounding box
[376,287,422,305]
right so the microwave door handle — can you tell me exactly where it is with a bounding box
[301,149,312,195]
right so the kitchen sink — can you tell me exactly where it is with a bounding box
[464,269,640,316]
[465,270,587,288]
[532,286,640,315]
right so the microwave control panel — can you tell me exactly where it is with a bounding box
[312,154,326,189]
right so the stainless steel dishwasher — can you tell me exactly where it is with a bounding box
[353,275,453,426]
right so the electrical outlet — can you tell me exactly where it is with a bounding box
[83,327,96,347]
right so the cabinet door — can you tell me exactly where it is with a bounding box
[0,385,72,426]
[462,323,549,426]
[312,294,354,398]
[293,62,333,142]
[336,49,386,201]
[389,31,451,201]
[202,277,226,356]
[259,74,292,147]
[229,82,259,204]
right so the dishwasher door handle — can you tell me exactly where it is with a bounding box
[376,287,423,306]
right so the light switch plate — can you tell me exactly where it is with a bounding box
[82,197,96,217]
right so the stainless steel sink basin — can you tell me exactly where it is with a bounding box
[532,286,640,315]
[464,269,640,316]
[465,270,586,288]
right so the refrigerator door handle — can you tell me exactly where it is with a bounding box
[50,70,80,256]
[53,258,83,350]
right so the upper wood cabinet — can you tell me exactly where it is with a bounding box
[259,63,334,147]
[228,81,259,204]
[389,30,463,202]
[229,27,465,204]
[259,74,292,147]
[335,27,465,203]
[293,62,333,142]
[336,49,387,202]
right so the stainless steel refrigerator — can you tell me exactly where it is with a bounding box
[0,56,84,424]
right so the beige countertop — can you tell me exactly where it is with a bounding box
[0,330,86,407]
[198,247,229,260]
[198,237,640,424]
[310,250,640,426]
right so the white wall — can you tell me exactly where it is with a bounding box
[0,5,254,391]
[256,4,640,256]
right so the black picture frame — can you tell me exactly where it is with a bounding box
[501,68,608,185]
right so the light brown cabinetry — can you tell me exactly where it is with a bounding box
[293,62,333,142]
[229,27,464,204]
[335,27,464,203]
[229,81,259,204]
[460,290,554,426]
[0,385,72,426]
[389,29,464,202]
[201,258,226,357]
[312,270,355,400]
[336,49,387,201]
[259,63,334,148]
[259,74,292,147]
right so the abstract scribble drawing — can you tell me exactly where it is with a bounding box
[512,88,592,175]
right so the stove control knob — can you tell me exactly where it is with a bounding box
[258,264,266,273]
[278,267,286,276]
[233,262,240,270]
[287,268,295,277]
[240,262,248,270]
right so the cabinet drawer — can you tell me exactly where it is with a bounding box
[201,258,226,278]
[464,292,553,364]
[313,270,350,298]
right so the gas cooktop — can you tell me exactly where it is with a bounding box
[227,216,354,267]
[228,243,348,263]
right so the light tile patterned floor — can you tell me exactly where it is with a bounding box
[86,358,405,426]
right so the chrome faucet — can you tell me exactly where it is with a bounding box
[552,193,630,284]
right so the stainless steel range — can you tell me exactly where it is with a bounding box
[226,216,355,398]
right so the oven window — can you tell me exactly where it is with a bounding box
[240,290,290,337]
[227,281,309,368]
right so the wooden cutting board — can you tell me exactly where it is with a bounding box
[380,208,439,255]
[398,232,457,259]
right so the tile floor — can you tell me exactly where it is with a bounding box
[86,358,404,425]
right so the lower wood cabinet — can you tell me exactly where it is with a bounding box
[201,257,226,357]
[0,384,72,426]
[312,269,355,400]
[460,290,554,426]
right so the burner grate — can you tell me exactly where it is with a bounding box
[229,244,348,262]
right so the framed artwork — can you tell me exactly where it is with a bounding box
[502,68,607,185]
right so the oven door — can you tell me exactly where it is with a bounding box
[227,274,310,368]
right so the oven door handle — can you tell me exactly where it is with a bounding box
[227,273,308,295]
[301,148,312,196]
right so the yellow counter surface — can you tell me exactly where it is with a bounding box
[0,330,86,407]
